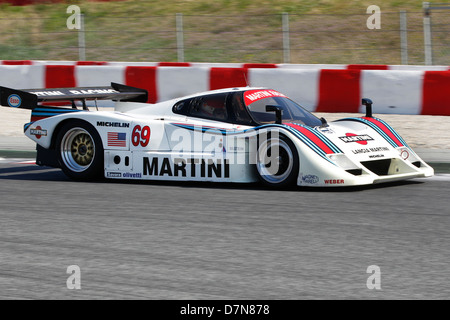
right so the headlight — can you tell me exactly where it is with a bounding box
[327,153,359,169]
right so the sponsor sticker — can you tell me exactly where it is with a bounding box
[32,91,64,97]
[122,172,142,179]
[106,172,122,178]
[324,179,345,185]
[69,89,119,95]
[7,94,21,108]
[369,154,385,159]
[352,146,389,154]
[302,174,319,184]
[97,121,130,128]
[30,126,47,139]
[319,127,334,134]
[244,89,287,106]
[143,157,230,179]
[339,133,374,145]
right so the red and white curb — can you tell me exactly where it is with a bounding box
[1,60,450,115]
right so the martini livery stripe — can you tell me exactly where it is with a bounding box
[363,117,408,147]
[171,123,229,134]
[338,117,408,148]
[170,122,342,164]
[284,123,342,154]
[31,107,82,122]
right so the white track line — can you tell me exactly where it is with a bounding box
[17,160,36,164]
[415,174,450,182]
[0,158,35,164]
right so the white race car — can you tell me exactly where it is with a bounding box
[0,83,433,187]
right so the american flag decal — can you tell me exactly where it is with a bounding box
[108,132,127,147]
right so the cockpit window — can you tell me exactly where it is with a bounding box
[173,100,189,115]
[230,93,253,124]
[190,94,228,121]
[243,89,322,127]
[172,89,321,127]
[173,93,229,122]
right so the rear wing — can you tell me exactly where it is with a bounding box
[0,82,148,110]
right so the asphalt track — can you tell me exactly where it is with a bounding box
[0,161,449,300]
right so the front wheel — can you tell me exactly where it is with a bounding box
[256,136,299,188]
[56,120,104,181]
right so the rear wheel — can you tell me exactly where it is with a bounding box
[56,120,104,180]
[256,135,299,188]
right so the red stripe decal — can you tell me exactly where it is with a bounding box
[362,117,404,147]
[285,123,334,154]
[31,116,48,122]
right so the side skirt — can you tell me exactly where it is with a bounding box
[104,151,257,183]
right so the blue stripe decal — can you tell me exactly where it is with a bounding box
[31,107,83,118]
[24,122,33,132]
[32,112,76,116]
[310,126,343,153]
[33,108,81,113]
[371,117,409,147]
[171,123,228,134]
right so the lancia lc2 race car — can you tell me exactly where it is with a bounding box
[0,83,434,187]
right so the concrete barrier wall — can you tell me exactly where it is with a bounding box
[1,60,449,115]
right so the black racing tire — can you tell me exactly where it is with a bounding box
[255,135,299,188]
[56,120,104,181]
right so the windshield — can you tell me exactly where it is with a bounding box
[244,89,322,127]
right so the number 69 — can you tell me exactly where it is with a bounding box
[132,125,151,147]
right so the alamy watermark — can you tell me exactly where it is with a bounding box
[66,265,81,290]
[366,5,381,29]
[167,126,281,169]
[366,265,382,290]
[66,5,81,30]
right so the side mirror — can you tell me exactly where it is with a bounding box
[266,105,282,124]
[362,98,373,118]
